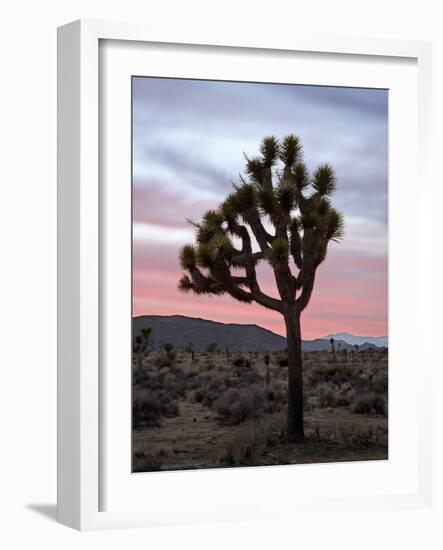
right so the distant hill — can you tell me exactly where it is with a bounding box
[325,332,388,348]
[132,315,382,353]
[133,315,285,353]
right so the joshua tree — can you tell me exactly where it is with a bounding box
[163,342,174,355]
[184,342,195,360]
[132,327,152,369]
[330,337,336,362]
[178,135,344,441]
[264,352,271,387]
[207,342,218,353]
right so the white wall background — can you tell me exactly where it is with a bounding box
[0,1,441,548]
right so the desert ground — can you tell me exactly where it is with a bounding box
[132,347,388,472]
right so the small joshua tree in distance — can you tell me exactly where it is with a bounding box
[163,342,174,355]
[207,342,218,353]
[184,342,195,360]
[330,337,336,363]
[264,352,271,387]
[178,135,344,441]
[132,327,152,369]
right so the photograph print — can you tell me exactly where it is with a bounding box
[132,77,388,472]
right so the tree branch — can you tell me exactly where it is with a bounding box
[231,251,264,267]
[289,222,303,269]
[296,271,316,312]
[251,287,283,312]
[244,208,273,251]
[189,267,223,294]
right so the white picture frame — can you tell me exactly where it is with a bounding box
[57,19,434,531]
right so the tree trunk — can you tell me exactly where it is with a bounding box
[284,307,304,442]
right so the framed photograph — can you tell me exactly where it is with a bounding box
[57,19,433,530]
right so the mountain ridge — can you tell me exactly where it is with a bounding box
[326,331,388,348]
[133,314,387,353]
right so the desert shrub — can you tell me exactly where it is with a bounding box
[163,367,188,397]
[133,388,179,428]
[133,390,163,427]
[132,451,162,472]
[201,389,219,407]
[221,426,266,465]
[232,356,245,368]
[163,342,174,354]
[303,395,314,412]
[195,378,225,407]
[262,385,286,412]
[185,367,199,378]
[352,393,387,415]
[193,390,203,403]
[276,354,288,367]
[206,342,218,353]
[220,415,285,465]
[260,414,286,442]
[207,379,224,392]
[266,388,275,402]
[163,372,178,389]
[214,385,266,424]
[315,382,351,408]
[165,400,179,416]
[317,385,339,407]
[154,389,180,414]
[337,425,387,447]
[236,369,261,386]
[132,364,150,386]
[368,370,388,394]
[309,364,355,386]
[155,353,174,369]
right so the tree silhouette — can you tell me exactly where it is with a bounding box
[132,327,152,370]
[207,342,218,353]
[178,135,344,441]
[163,342,174,354]
[264,352,271,387]
[185,342,195,360]
[330,337,336,363]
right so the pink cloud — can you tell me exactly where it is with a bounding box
[133,245,388,339]
[133,183,216,229]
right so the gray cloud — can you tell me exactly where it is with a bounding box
[133,76,388,250]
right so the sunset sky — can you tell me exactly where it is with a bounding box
[132,77,388,339]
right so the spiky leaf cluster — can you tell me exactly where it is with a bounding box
[132,326,152,354]
[279,135,302,168]
[233,183,257,213]
[293,162,310,190]
[179,244,196,270]
[178,134,345,314]
[260,136,280,167]
[312,164,336,196]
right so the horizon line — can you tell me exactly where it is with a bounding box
[133,313,388,339]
